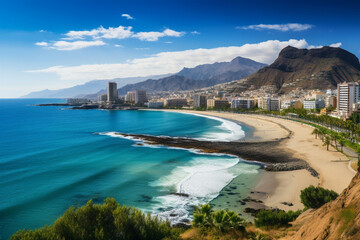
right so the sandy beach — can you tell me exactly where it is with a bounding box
[149,109,356,212]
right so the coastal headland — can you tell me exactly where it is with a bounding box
[135,109,356,212]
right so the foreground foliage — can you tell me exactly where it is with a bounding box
[193,204,246,234]
[254,209,302,229]
[300,185,339,209]
[11,198,181,240]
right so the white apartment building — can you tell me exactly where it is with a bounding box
[337,82,360,118]
[303,99,325,110]
[258,97,280,111]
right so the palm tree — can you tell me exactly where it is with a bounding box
[323,136,331,151]
[338,138,345,153]
[193,204,213,227]
[312,129,319,139]
[319,128,327,140]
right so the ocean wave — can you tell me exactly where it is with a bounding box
[172,112,245,142]
[149,156,258,224]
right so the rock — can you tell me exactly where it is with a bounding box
[244,208,261,216]
[281,202,294,206]
[171,192,189,197]
[173,222,191,229]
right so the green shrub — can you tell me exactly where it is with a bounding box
[193,204,246,233]
[11,198,181,240]
[254,209,302,229]
[300,186,338,209]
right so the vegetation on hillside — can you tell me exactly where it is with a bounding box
[11,198,181,240]
[254,209,302,229]
[192,204,246,238]
[300,185,339,209]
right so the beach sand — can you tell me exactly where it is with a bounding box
[153,110,356,211]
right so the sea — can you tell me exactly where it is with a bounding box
[0,99,261,239]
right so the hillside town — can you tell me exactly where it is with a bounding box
[68,80,360,120]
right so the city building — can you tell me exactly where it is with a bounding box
[164,98,188,108]
[281,99,295,109]
[207,99,230,109]
[337,82,360,118]
[147,102,164,108]
[98,94,107,102]
[303,99,325,110]
[107,82,118,103]
[231,98,254,109]
[193,94,207,108]
[67,98,89,105]
[325,95,337,108]
[125,90,147,105]
[258,97,280,111]
[125,91,136,103]
[135,90,147,105]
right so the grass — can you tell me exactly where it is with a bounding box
[350,161,358,171]
[338,205,357,237]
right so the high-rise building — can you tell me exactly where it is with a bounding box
[258,97,280,111]
[207,99,230,109]
[165,99,188,108]
[337,82,360,118]
[98,94,107,102]
[193,94,207,108]
[125,91,136,103]
[135,90,147,105]
[231,98,254,109]
[107,82,118,103]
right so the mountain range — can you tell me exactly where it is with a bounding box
[22,56,266,98]
[228,46,360,94]
[114,56,266,95]
[21,74,172,98]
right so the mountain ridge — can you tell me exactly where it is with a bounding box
[21,74,172,98]
[233,46,360,94]
[116,56,266,95]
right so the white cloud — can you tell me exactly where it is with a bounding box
[63,26,183,41]
[191,31,200,35]
[35,41,48,46]
[36,26,185,50]
[121,14,134,20]
[114,44,123,48]
[239,23,313,31]
[133,28,185,41]
[63,26,133,40]
[39,30,47,33]
[49,40,106,50]
[330,42,342,48]
[29,39,337,82]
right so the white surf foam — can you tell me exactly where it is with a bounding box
[149,156,259,224]
[174,112,245,142]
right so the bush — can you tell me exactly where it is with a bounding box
[193,204,246,233]
[11,198,181,240]
[254,209,302,229]
[300,186,338,209]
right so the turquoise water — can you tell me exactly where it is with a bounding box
[0,99,261,239]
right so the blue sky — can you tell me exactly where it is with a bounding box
[0,0,359,97]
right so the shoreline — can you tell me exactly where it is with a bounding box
[142,109,356,212]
